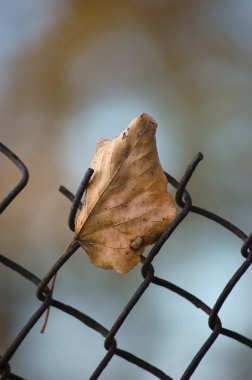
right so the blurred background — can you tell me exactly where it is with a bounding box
[1,1,252,379]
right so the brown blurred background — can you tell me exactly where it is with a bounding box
[1,1,252,379]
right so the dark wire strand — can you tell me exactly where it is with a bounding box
[0,143,29,214]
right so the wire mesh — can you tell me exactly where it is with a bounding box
[0,142,251,380]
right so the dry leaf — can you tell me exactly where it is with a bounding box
[75,113,176,273]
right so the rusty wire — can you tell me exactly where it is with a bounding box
[0,142,251,380]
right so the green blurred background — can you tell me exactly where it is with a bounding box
[1,1,252,379]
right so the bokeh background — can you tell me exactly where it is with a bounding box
[1,1,252,379]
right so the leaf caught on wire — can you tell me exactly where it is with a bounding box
[75,113,176,273]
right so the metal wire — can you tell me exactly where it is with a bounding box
[0,143,29,214]
[0,144,251,380]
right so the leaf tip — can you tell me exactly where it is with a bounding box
[140,113,158,128]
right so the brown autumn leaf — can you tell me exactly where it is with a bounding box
[74,113,177,273]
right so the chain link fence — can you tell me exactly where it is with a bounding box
[0,142,251,380]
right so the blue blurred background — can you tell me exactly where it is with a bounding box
[1,1,252,379]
